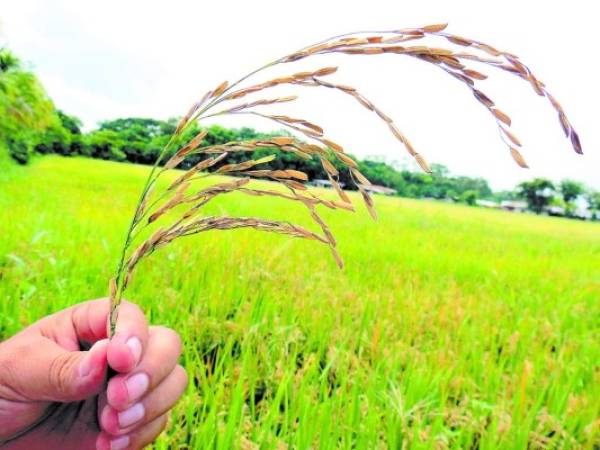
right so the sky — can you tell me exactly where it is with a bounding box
[1,0,598,190]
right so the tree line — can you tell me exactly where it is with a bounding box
[2,47,598,219]
[34,113,498,199]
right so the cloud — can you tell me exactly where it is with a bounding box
[2,0,598,189]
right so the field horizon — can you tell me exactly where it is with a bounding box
[1,155,598,449]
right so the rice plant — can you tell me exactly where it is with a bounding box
[108,23,582,335]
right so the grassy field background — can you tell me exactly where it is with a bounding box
[0,155,598,449]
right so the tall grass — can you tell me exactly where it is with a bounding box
[0,156,598,448]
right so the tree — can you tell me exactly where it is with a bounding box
[586,190,600,220]
[34,121,72,156]
[0,49,19,73]
[452,176,492,199]
[430,163,450,178]
[460,190,478,206]
[558,180,583,217]
[84,130,126,161]
[0,48,56,163]
[97,118,176,163]
[57,110,82,135]
[99,117,174,140]
[517,178,555,214]
[560,179,583,203]
[355,159,407,193]
[493,190,518,202]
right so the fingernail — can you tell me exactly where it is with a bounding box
[125,372,149,402]
[110,435,130,450]
[126,337,142,366]
[118,402,145,428]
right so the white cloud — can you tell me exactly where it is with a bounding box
[2,0,598,189]
[36,71,131,129]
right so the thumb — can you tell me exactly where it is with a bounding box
[13,337,109,403]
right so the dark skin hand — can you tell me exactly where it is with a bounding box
[0,299,188,450]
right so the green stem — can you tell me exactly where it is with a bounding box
[109,134,177,337]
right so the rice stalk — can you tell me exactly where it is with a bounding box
[108,24,581,336]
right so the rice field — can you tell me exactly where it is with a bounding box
[0,155,598,449]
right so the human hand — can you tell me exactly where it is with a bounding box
[0,298,187,450]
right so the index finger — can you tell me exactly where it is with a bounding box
[106,299,150,374]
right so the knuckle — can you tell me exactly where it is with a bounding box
[48,353,75,394]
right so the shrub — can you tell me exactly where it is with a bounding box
[7,139,30,164]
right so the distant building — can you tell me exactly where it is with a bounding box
[476,199,500,209]
[546,206,566,217]
[501,200,528,212]
[363,185,397,196]
[573,208,593,220]
[311,179,346,189]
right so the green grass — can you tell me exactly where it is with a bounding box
[1,155,598,449]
